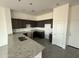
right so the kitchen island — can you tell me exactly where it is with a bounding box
[8,32,44,58]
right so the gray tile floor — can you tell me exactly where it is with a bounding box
[33,38,79,58]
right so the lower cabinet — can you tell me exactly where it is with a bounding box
[23,32,33,38]
[23,31,44,39]
[33,31,44,38]
[49,33,52,43]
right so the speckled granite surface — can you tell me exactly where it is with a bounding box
[8,33,44,58]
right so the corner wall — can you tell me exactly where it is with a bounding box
[0,7,8,46]
[53,4,69,49]
[0,6,12,47]
[5,8,12,34]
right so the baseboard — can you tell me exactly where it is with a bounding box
[0,44,8,48]
[67,45,79,50]
[8,33,13,35]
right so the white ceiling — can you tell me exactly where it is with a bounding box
[0,0,79,15]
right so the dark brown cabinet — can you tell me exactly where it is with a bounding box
[12,18,53,29]
[33,31,44,38]
[49,33,52,43]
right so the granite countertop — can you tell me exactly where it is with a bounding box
[8,33,45,58]
[13,27,49,33]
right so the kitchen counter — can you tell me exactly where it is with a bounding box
[13,27,52,33]
[8,32,44,58]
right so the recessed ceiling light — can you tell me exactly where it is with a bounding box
[29,3,32,5]
[32,10,35,12]
[56,3,60,6]
[18,0,21,2]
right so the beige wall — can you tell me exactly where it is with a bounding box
[11,10,53,21]
[68,5,79,48]
[36,12,53,21]
[11,11,36,20]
